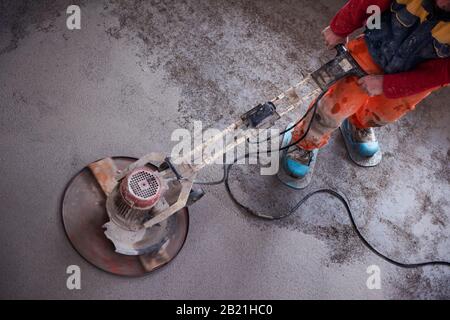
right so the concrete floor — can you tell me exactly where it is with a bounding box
[0,0,449,299]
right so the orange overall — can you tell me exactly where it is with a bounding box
[293,37,436,151]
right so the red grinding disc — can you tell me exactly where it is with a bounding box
[61,157,189,277]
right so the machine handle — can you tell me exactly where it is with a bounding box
[335,43,367,78]
[335,43,348,55]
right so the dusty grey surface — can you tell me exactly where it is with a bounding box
[0,0,449,299]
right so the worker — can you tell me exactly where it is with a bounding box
[282,0,450,185]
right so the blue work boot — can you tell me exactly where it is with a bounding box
[283,146,318,179]
[341,119,379,157]
[277,123,318,189]
[340,118,382,167]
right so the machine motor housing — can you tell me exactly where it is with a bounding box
[106,167,167,231]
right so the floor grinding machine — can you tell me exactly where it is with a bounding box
[62,45,449,276]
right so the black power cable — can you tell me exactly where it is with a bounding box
[223,161,450,268]
[247,90,325,146]
[194,91,450,268]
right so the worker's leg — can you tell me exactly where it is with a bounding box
[281,37,383,180]
[291,76,369,150]
[281,76,370,180]
[291,36,378,151]
[349,90,435,129]
[341,88,436,161]
[282,37,374,180]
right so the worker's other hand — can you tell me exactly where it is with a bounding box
[358,75,384,96]
[322,26,346,50]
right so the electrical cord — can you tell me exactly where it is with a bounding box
[195,91,324,186]
[246,109,308,145]
[223,161,450,268]
[192,156,228,186]
[247,90,325,147]
[195,95,321,185]
[194,91,450,268]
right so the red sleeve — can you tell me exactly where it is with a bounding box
[330,0,391,37]
[383,58,450,98]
